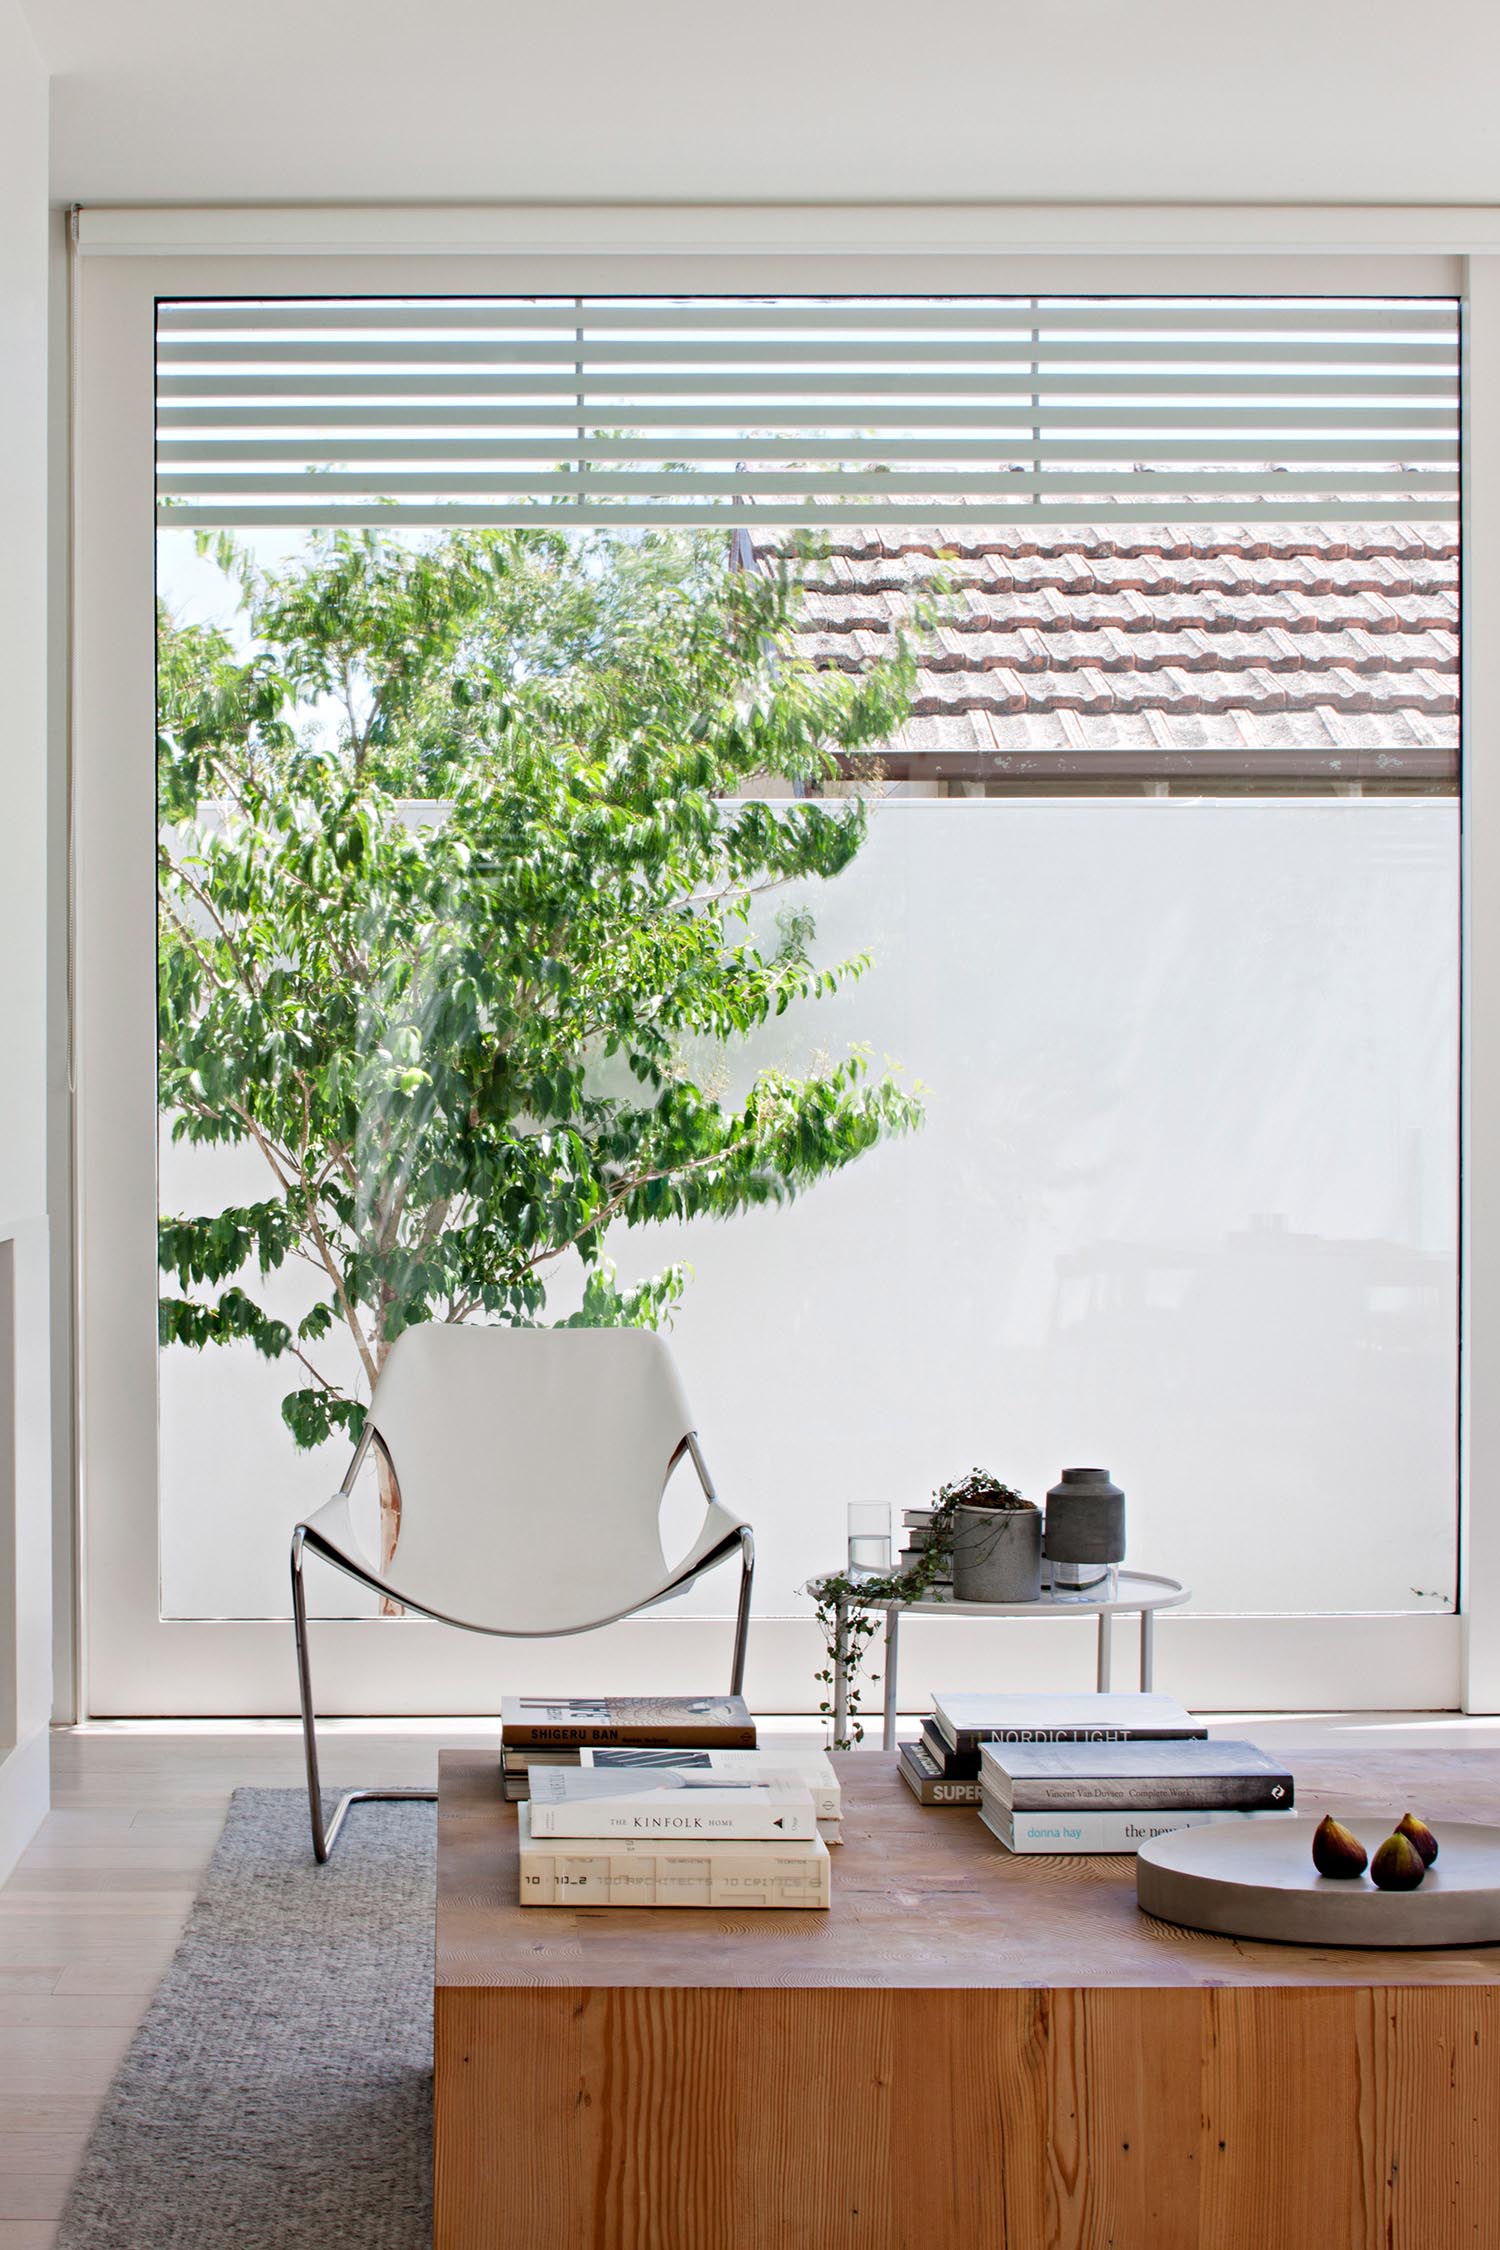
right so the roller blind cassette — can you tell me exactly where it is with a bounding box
[155,295,1459,532]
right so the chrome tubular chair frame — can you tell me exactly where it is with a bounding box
[291,1428,755,1864]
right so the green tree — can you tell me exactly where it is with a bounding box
[157,527,924,1561]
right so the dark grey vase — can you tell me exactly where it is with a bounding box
[952,1504,1043,1602]
[1043,1467,1126,1565]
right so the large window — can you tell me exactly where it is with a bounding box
[71,245,1476,1714]
[149,293,1460,1654]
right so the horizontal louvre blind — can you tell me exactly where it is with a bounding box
[156,296,1459,531]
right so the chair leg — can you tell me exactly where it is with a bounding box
[730,1526,755,1696]
[291,1527,437,1862]
[291,1528,331,1863]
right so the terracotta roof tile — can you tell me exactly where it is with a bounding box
[761,520,1459,775]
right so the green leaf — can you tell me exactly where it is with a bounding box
[158,525,931,1447]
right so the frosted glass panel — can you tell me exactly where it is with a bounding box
[160,797,1457,1621]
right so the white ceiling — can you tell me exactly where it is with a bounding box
[20,0,1500,209]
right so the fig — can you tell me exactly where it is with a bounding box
[1311,1815,1368,1879]
[1394,1811,1439,1867]
[1371,1831,1427,1892]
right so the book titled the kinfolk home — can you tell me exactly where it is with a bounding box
[980,1738,1295,1814]
[932,1692,1208,1757]
[525,1768,818,1841]
[499,1696,757,1748]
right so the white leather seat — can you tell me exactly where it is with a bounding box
[290,1325,753,1859]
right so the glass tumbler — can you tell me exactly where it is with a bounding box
[846,1502,893,1580]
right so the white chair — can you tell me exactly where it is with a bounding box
[290,1324,754,1860]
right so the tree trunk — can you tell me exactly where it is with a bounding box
[376,1446,404,1619]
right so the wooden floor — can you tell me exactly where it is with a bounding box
[5,1712,1500,2248]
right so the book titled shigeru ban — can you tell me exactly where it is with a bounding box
[932,1692,1207,1755]
[499,1696,756,1748]
[526,1767,818,1841]
[980,1737,1295,1813]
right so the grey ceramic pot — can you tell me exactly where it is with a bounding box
[952,1504,1043,1602]
[1043,1467,1126,1565]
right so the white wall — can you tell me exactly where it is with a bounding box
[24,0,1500,207]
[160,801,1459,1682]
[0,0,53,1873]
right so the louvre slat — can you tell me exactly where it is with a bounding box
[156,299,1455,337]
[157,400,1457,434]
[158,502,1458,529]
[156,368,1456,400]
[155,435,1461,465]
[155,294,1459,530]
[158,470,1458,500]
[155,336,1457,369]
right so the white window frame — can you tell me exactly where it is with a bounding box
[68,205,1498,1717]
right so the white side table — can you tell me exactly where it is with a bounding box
[831,1570,1191,1750]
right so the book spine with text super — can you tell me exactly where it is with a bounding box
[898,1751,981,1807]
[979,1806,1293,1855]
[1003,1772,1292,1813]
[526,1791,818,1841]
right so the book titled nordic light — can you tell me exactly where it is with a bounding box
[517,1805,831,1908]
[525,1767,819,1841]
[932,1692,1206,1754]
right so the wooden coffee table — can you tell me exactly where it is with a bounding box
[433,1748,1500,2249]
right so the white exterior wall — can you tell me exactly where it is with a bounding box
[160,800,1459,1683]
[0,0,53,1872]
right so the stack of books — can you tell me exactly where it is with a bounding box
[505,1697,839,1909]
[899,1690,1207,1808]
[500,1695,757,1801]
[896,1506,952,1585]
[979,1736,1296,1855]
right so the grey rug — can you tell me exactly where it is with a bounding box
[58,1790,435,2250]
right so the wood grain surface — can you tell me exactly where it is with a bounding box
[436,1747,1500,1990]
[433,1750,1500,2249]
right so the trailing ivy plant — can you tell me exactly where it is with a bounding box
[808,1468,1027,1746]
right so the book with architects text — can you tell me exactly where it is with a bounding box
[517,1805,830,1908]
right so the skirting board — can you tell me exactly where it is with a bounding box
[0,1725,50,1884]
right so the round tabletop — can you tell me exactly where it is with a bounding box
[838,1568,1190,1620]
